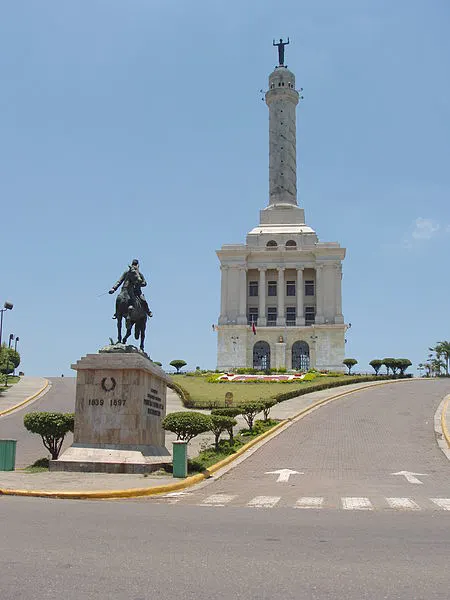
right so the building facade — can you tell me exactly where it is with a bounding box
[216,45,347,372]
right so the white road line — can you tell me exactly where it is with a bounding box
[200,494,237,506]
[430,498,450,510]
[295,497,324,509]
[342,497,373,511]
[386,497,420,510]
[247,496,281,508]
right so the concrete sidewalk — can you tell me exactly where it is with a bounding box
[0,378,410,494]
[0,377,48,415]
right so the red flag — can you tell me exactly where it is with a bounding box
[252,321,256,335]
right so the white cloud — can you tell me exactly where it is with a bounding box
[411,217,440,240]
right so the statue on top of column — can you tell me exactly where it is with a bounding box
[273,37,289,66]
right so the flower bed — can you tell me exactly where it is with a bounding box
[217,373,308,382]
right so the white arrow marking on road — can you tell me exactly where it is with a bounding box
[265,469,303,483]
[392,471,428,485]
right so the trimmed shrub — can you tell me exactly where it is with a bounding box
[210,415,237,450]
[238,401,264,432]
[261,399,277,421]
[162,412,212,442]
[23,412,74,460]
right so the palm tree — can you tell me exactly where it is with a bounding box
[435,341,450,375]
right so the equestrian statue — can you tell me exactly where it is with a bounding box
[109,259,152,351]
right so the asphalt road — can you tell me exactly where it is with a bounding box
[0,377,76,467]
[1,497,449,600]
[1,379,449,599]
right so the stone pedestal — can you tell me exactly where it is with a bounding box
[51,348,172,474]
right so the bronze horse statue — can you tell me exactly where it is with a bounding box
[114,268,151,351]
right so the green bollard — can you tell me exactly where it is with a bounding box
[172,440,188,478]
[0,439,17,471]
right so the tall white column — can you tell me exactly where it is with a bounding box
[334,263,344,324]
[265,67,300,206]
[237,266,247,325]
[258,267,267,326]
[277,267,286,326]
[296,267,305,325]
[219,265,228,325]
[315,265,324,324]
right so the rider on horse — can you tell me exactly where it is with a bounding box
[109,259,152,318]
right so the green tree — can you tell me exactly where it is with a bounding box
[261,399,277,421]
[209,415,237,450]
[169,360,187,374]
[153,361,163,367]
[238,402,264,432]
[162,411,211,442]
[0,346,20,385]
[431,341,450,375]
[211,408,242,442]
[343,358,358,375]
[397,358,412,376]
[369,359,383,375]
[23,412,74,460]
[382,358,396,375]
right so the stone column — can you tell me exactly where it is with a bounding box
[258,267,267,326]
[296,267,305,325]
[218,265,228,325]
[275,339,287,369]
[277,267,286,326]
[237,266,247,325]
[315,265,324,324]
[334,263,344,324]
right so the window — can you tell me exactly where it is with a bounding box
[286,307,296,325]
[267,307,277,325]
[305,280,315,296]
[286,280,296,296]
[305,306,315,325]
[268,281,277,296]
[248,307,258,325]
[286,240,297,249]
[249,281,258,297]
[266,240,277,248]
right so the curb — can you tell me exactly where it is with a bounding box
[0,377,417,499]
[441,395,450,449]
[0,379,50,418]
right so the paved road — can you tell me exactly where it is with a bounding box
[1,496,449,600]
[1,379,450,599]
[157,379,450,512]
[0,378,76,467]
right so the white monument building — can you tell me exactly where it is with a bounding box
[216,40,347,372]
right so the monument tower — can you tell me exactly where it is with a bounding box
[216,40,347,371]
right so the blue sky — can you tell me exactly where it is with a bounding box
[1,1,449,375]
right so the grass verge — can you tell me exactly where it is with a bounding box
[23,458,49,473]
[188,419,279,473]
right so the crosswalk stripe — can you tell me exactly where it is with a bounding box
[386,497,420,510]
[200,494,236,506]
[342,497,373,510]
[247,496,281,508]
[295,497,324,509]
[430,498,450,510]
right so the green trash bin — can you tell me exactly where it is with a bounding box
[0,439,17,471]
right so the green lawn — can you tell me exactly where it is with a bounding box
[170,373,367,408]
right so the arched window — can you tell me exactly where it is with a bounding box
[292,341,310,371]
[285,240,297,249]
[253,341,271,370]
[266,240,278,248]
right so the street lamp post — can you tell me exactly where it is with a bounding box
[8,334,14,348]
[13,337,19,377]
[0,301,13,347]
